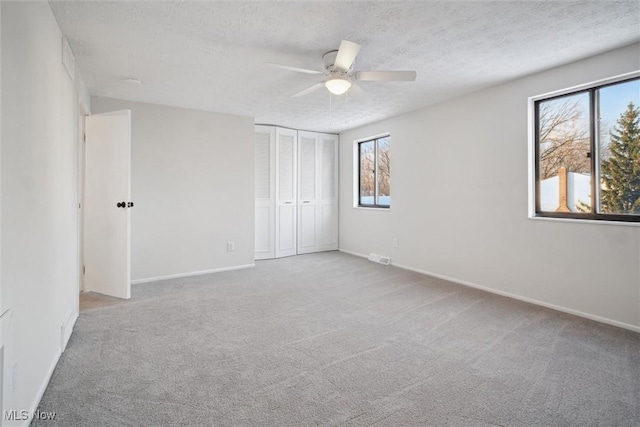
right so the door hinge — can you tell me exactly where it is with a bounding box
[83,265,85,275]
[83,133,86,143]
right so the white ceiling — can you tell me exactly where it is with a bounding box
[50,1,640,133]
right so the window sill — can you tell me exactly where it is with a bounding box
[528,215,640,228]
[353,206,391,211]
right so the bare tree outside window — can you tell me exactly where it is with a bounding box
[359,140,375,202]
[377,137,390,205]
[538,94,590,181]
[534,76,639,222]
[358,136,390,207]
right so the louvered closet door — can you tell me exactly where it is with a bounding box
[254,126,276,260]
[298,131,318,254]
[275,128,297,258]
[297,131,339,254]
[318,133,339,251]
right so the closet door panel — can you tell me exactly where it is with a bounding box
[275,127,297,258]
[299,135,316,200]
[320,204,338,247]
[321,136,336,198]
[255,206,273,253]
[318,133,339,251]
[254,126,276,260]
[278,204,296,253]
[278,134,295,200]
[299,204,316,251]
[297,131,338,254]
[297,131,318,254]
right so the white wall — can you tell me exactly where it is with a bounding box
[339,43,640,331]
[0,0,3,335]
[0,0,3,415]
[91,97,255,281]
[2,2,86,423]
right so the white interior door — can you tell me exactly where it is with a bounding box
[254,126,276,260]
[275,128,297,258]
[84,110,132,299]
[298,131,318,254]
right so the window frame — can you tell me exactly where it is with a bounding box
[529,71,640,224]
[356,134,391,209]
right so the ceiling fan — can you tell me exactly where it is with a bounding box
[267,40,417,98]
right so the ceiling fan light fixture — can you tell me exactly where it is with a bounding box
[325,77,351,95]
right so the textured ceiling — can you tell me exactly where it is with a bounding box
[50,1,640,133]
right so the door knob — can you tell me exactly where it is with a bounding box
[127,202,134,208]
[117,202,126,208]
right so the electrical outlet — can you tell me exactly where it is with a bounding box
[227,242,235,252]
[392,238,399,248]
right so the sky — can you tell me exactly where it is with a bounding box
[599,78,640,130]
[541,77,639,146]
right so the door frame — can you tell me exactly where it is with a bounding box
[77,104,89,301]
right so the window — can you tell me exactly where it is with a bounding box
[533,74,640,223]
[358,135,390,208]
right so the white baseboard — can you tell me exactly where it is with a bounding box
[131,263,255,285]
[338,248,640,333]
[338,248,368,259]
[61,311,78,352]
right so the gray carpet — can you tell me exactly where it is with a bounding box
[35,252,640,426]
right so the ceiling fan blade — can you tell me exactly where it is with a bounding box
[348,81,366,98]
[334,40,361,71]
[266,63,323,75]
[291,82,325,98]
[355,71,417,82]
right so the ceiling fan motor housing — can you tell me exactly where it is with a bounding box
[322,50,340,73]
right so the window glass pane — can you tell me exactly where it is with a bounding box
[538,92,591,213]
[597,79,640,216]
[376,137,390,206]
[359,141,375,205]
